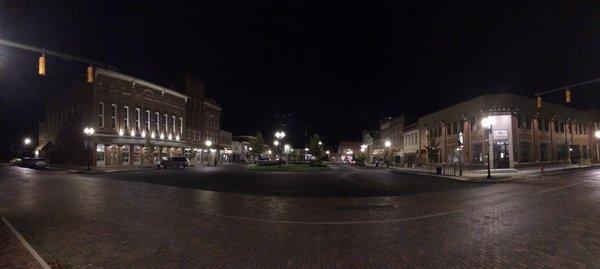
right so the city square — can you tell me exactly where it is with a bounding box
[1,164,600,267]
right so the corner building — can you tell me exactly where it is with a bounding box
[37,68,221,167]
[418,93,597,169]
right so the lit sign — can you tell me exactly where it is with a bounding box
[492,129,509,140]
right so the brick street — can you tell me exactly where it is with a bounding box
[1,164,599,267]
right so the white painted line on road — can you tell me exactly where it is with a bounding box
[534,181,589,195]
[1,216,51,269]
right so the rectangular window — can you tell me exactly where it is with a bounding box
[135,108,141,130]
[471,144,483,164]
[540,143,549,161]
[559,122,565,133]
[519,116,531,129]
[583,145,589,159]
[123,106,129,130]
[111,104,117,129]
[554,121,559,133]
[519,142,531,162]
[145,110,151,131]
[97,102,104,128]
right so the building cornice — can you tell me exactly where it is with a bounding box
[203,101,222,111]
[96,68,188,102]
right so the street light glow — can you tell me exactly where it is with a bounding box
[274,140,279,146]
[205,140,212,147]
[595,130,600,139]
[481,116,494,129]
[24,138,31,145]
[384,140,391,148]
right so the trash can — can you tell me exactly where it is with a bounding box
[436,166,442,175]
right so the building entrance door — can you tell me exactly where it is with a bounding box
[493,142,510,168]
[96,144,105,166]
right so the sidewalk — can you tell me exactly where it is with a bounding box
[381,163,600,183]
[46,164,155,174]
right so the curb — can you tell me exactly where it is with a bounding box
[387,169,514,183]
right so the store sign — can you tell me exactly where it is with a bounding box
[493,129,509,140]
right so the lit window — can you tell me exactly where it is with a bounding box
[123,106,129,130]
[172,115,176,134]
[97,102,104,128]
[179,117,183,135]
[164,114,168,133]
[145,110,151,131]
[135,108,141,130]
[155,112,160,132]
[111,104,117,129]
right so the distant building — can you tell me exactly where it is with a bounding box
[336,141,362,163]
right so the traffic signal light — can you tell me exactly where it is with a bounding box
[86,66,94,83]
[565,89,571,103]
[537,96,542,109]
[38,54,46,76]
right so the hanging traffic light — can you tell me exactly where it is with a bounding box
[536,96,542,109]
[38,54,46,76]
[565,89,572,103]
[86,65,94,83]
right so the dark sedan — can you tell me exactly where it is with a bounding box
[157,157,190,170]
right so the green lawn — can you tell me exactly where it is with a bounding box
[246,163,328,172]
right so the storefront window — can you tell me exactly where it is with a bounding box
[519,142,531,162]
[122,145,130,164]
[471,144,483,164]
[96,144,105,165]
[540,143,549,161]
[133,145,141,164]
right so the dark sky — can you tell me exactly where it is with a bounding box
[1,1,600,156]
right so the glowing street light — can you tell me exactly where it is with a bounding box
[481,116,494,179]
[318,141,322,146]
[205,140,213,147]
[275,131,286,139]
[384,140,391,148]
[83,127,95,171]
[481,116,494,129]
[274,140,279,146]
[23,138,31,145]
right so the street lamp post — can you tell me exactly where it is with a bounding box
[205,140,212,166]
[384,140,391,168]
[481,116,494,179]
[83,127,95,171]
[595,128,600,163]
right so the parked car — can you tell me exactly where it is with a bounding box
[20,157,33,167]
[9,158,21,166]
[157,157,189,169]
[29,158,47,169]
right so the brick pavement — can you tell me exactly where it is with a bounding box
[0,165,599,267]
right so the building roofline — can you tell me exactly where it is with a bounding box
[96,68,189,102]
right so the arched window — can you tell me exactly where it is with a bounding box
[179,117,183,135]
[111,104,117,129]
[97,102,104,128]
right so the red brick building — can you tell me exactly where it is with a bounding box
[37,68,221,167]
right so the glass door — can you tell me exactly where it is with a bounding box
[493,142,510,168]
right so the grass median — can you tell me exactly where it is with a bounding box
[246,163,328,172]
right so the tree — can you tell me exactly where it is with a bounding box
[307,134,325,166]
[249,132,265,161]
[144,137,157,165]
[425,135,440,165]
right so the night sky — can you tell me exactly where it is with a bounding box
[1,1,599,158]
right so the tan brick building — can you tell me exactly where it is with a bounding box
[417,93,597,169]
